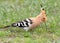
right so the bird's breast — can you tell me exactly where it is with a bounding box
[29,18,42,29]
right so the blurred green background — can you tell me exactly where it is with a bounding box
[0,0,60,43]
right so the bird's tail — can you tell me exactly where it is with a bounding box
[0,25,11,29]
[3,25,11,28]
[0,23,18,29]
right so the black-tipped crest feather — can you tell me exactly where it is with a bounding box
[40,4,44,10]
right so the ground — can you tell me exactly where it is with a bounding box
[0,0,60,43]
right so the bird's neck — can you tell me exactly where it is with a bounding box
[36,13,42,19]
[36,11,47,22]
[35,14,42,22]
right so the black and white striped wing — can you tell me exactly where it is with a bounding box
[11,18,33,28]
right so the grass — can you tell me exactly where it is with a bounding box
[0,0,60,43]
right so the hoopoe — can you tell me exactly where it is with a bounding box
[1,5,47,31]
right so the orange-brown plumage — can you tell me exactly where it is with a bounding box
[29,7,47,29]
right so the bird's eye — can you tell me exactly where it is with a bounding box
[42,18,46,21]
[43,18,45,19]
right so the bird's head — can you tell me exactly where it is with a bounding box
[36,5,47,22]
[40,5,47,22]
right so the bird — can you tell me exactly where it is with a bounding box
[0,5,47,31]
